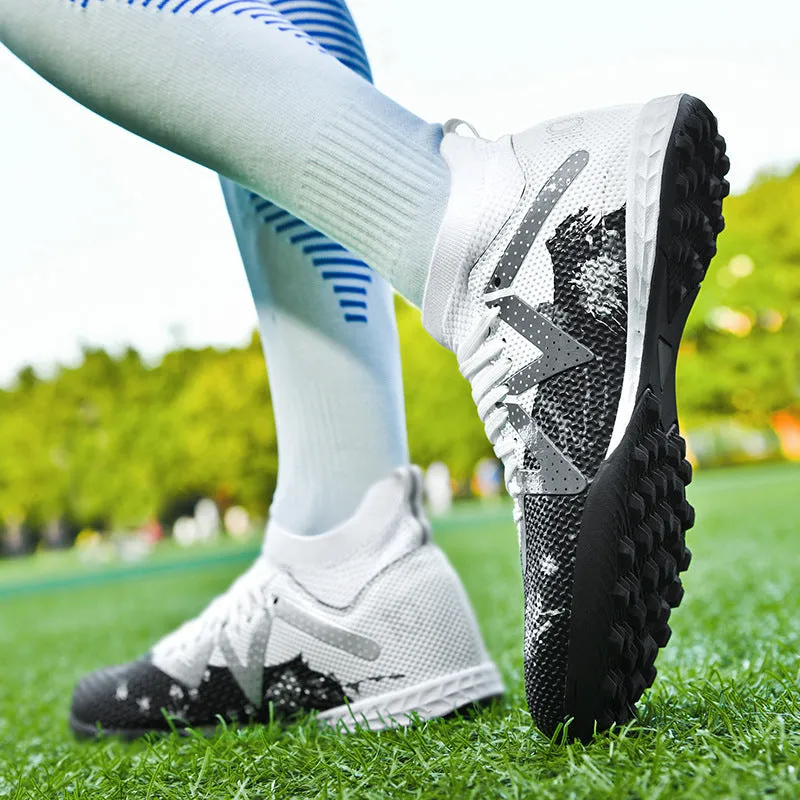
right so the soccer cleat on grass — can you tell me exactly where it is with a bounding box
[424,95,728,738]
[69,467,503,738]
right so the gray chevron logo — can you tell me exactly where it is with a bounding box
[491,294,594,395]
[218,612,272,707]
[506,402,587,495]
[218,600,380,707]
[485,150,590,293]
[485,150,592,496]
[155,599,381,709]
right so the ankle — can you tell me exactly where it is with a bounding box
[262,466,429,607]
[422,131,525,347]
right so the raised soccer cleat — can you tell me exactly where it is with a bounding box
[424,94,728,739]
[69,467,503,738]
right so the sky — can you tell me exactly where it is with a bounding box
[1,0,798,385]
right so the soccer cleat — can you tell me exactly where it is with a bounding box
[423,95,728,739]
[69,467,503,738]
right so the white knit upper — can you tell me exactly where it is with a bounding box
[149,466,495,704]
[422,105,642,530]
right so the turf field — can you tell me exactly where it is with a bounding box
[1,463,799,799]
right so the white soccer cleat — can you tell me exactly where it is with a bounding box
[423,95,728,738]
[70,467,502,737]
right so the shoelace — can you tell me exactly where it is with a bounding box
[442,119,525,526]
[160,557,273,659]
[456,305,523,525]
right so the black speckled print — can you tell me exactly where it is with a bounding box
[71,655,349,735]
[521,205,628,732]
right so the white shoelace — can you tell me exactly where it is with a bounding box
[456,305,523,524]
[159,558,273,659]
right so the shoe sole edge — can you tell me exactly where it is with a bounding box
[562,93,728,741]
[69,662,505,739]
[318,661,505,731]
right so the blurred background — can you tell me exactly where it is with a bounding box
[0,0,798,565]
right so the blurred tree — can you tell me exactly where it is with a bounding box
[395,298,492,482]
[679,164,800,427]
[0,165,797,530]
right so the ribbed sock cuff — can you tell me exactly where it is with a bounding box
[299,103,449,306]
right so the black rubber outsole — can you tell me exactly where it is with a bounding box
[69,714,195,741]
[563,96,729,741]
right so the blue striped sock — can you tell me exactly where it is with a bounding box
[220,0,410,536]
[2,0,450,304]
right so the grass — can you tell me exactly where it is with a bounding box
[1,463,799,799]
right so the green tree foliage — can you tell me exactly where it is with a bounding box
[395,299,492,481]
[678,165,800,427]
[0,338,278,529]
[1,166,798,530]
[0,307,488,530]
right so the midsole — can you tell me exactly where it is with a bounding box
[606,94,683,458]
[318,662,504,730]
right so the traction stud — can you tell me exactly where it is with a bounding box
[564,96,727,741]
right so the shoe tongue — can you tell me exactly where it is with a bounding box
[262,466,429,607]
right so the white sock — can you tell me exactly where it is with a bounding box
[222,180,410,536]
[217,1,409,536]
[1,0,450,306]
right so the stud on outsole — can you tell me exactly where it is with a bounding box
[564,95,726,742]
[666,99,729,323]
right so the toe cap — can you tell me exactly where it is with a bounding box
[70,660,184,737]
